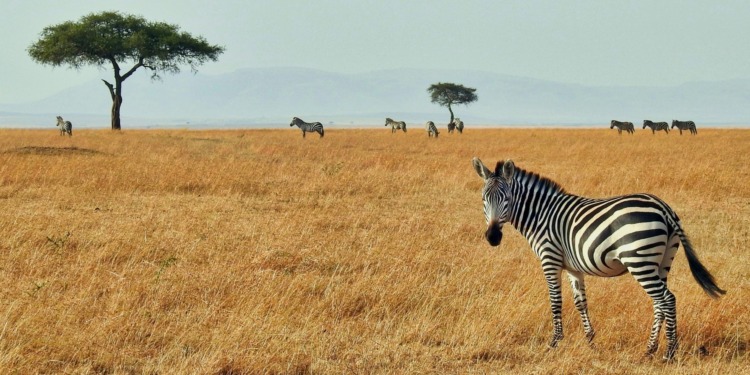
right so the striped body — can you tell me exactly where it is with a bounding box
[447,121,456,133]
[385,118,407,133]
[55,116,72,137]
[290,117,324,138]
[610,120,634,135]
[425,121,439,138]
[671,120,697,135]
[643,120,669,134]
[472,158,725,360]
[452,118,464,134]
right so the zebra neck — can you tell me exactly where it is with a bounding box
[508,169,566,235]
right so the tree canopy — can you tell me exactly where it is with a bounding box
[427,82,478,123]
[28,11,225,130]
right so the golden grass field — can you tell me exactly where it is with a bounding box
[0,127,747,374]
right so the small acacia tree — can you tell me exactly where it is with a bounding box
[427,82,478,124]
[28,11,225,130]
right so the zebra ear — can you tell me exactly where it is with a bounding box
[502,160,515,182]
[472,157,491,180]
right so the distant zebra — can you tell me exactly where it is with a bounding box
[289,117,324,138]
[425,121,439,138]
[451,118,465,134]
[643,120,669,134]
[447,121,456,134]
[55,116,72,137]
[610,120,634,135]
[672,120,697,135]
[385,118,407,133]
[472,158,725,361]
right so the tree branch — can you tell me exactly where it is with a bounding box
[101,79,115,101]
[121,57,144,81]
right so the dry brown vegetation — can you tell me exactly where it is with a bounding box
[0,127,747,374]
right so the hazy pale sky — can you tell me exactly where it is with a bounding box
[2,0,749,104]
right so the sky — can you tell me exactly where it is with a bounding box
[1,0,749,104]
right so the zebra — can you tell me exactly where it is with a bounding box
[671,120,697,135]
[643,120,670,134]
[471,158,725,360]
[55,116,72,137]
[425,121,439,138]
[610,120,634,135]
[289,117,324,138]
[385,118,407,133]
[454,118,464,134]
[447,121,456,134]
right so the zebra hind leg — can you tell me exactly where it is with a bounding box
[566,271,595,344]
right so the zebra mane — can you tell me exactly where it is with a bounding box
[508,164,567,194]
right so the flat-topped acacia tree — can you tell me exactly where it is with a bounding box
[28,11,225,130]
[427,82,478,124]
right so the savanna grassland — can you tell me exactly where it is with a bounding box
[0,127,747,374]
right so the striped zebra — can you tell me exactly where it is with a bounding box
[672,120,697,135]
[425,121,439,138]
[643,120,669,134]
[471,158,725,360]
[610,120,634,135]
[385,118,407,133]
[447,121,456,134]
[454,118,464,134]
[289,117,324,138]
[55,116,72,137]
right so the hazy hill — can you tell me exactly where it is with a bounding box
[1,67,749,127]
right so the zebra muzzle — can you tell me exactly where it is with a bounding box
[485,223,503,247]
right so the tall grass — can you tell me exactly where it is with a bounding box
[0,128,746,373]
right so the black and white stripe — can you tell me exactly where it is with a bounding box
[452,118,464,134]
[672,120,697,135]
[289,117,324,138]
[385,118,407,133]
[610,120,634,135]
[643,120,669,134]
[472,158,725,360]
[55,116,72,137]
[425,121,439,138]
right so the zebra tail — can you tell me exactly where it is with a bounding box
[678,229,726,298]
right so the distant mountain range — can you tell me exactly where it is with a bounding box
[1,67,749,128]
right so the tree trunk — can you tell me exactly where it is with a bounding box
[102,78,123,130]
[448,103,454,124]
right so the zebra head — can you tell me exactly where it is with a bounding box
[671,120,677,128]
[290,117,300,127]
[472,158,515,247]
[643,120,650,129]
[384,118,393,126]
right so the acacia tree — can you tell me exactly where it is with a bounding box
[28,11,225,130]
[427,82,478,124]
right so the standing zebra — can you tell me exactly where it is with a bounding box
[447,121,456,134]
[472,158,725,360]
[425,121,439,138]
[454,118,464,134]
[289,117,324,138]
[385,118,407,133]
[55,116,72,137]
[610,120,634,135]
[643,120,670,134]
[671,120,697,135]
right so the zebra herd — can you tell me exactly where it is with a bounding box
[473,158,725,361]
[611,120,698,135]
[288,116,467,139]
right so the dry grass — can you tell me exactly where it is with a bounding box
[0,127,747,374]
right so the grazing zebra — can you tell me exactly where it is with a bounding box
[610,120,634,135]
[447,121,456,134]
[289,117,324,138]
[425,121,439,138]
[55,116,72,137]
[454,118,464,134]
[385,118,407,133]
[643,120,670,134]
[671,120,697,135]
[471,158,725,360]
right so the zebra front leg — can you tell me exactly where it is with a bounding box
[566,270,595,344]
[302,130,306,138]
[543,267,564,348]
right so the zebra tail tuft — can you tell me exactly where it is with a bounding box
[680,231,726,298]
